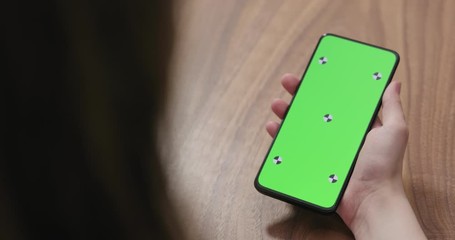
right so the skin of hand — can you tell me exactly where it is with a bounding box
[266,74,427,239]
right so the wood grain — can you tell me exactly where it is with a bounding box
[166,0,455,239]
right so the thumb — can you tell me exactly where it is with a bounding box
[381,81,406,127]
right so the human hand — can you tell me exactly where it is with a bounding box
[266,74,426,239]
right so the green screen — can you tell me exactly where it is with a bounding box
[256,34,399,210]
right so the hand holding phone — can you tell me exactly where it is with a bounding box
[265,75,427,239]
[255,34,400,213]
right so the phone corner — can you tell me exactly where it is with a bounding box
[312,202,338,215]
[253,175,263,192]
[320,32,335,39]
[388,49,400,63]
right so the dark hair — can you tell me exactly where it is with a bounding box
[1,0,180,239]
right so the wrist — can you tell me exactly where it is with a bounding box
[349,183,405,234]
[349,183,427,239]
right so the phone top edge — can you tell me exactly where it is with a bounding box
[320,33,401,62]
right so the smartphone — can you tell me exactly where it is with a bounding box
[254,33,400,213]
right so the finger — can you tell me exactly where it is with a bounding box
[371,116,382,129]
[281,74,300,96]
[271,98,289,119]
[266,121,280,138]
[381,82,406,127]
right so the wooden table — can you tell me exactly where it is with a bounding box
[167,0,455,239]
